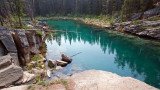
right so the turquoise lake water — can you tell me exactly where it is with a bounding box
[45,19,160,88]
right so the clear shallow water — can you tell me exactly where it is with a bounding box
[45,19,160,88]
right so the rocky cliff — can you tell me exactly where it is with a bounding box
[0,22,49,88]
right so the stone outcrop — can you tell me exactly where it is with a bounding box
[143,8,160,19]
[0,22,48,88]
[112,19,160,40]
[0,28,19,66]
[130,7,160,20]
[0,65,23,88]
[68,70,158,90]
[0,54,12,69]
[131,13,143,21]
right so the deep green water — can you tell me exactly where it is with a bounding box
[45,19,160,88]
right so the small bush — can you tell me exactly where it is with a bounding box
[37,81,47,86]
[12,25,32,29]
[50,81,54,85]
[56,79,61,84]
[109,16,114,26]
[31,54,43,61]
[62,80,68,85]
[132,20,143,25]
[28,84,35,89]
[147,17,160,21]
[36,30,44,36]
[139,26,147,30]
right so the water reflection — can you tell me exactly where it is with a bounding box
[45,20,160,88]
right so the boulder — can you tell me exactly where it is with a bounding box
[22,71,36,84]
[56,60,68,67]
[31,69,44,75]
[61,54,72,63]
[0,54,12,69]
[0,65,23,88]
[68,70,157,90]
[55,66,63,70]
[48,60,57,68]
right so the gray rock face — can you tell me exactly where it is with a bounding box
[0,54,12,69]
[68,70,157,90]
[9,53,19,66]
[0,65,23,88]
[35,35,42,49]
[26,31,36,47]
[131,13,142,21]
[61,54,72,63]
[0,29,17,53]
[30,47,40,55]
[0,29,19,66]
[143,8,160,18]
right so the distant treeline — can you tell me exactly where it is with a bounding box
[34,0,159,17]
[0,0,160,27]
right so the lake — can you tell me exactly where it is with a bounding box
[44,19,160,88]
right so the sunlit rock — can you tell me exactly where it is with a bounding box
[61,54,72,63]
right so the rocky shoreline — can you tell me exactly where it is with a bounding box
[2,70,158,90]
[79,8,160,41]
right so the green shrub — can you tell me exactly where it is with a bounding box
[147,17,160,21]
[37,81,47,86]
[36,30,44,36]
[31,54,43,61]
[12,25,32,29]
[62,80,68,85]
[50,81,54,85]
[132,20,143,25]
[28,84,35,89]
[139,26,147,30]
[56,79,61,84]
[109,16,114,26]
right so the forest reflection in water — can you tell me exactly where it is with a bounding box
[45,20,160,88]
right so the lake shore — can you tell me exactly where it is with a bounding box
[2,70,158,90]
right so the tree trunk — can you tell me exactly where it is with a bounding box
[14,0,22,27]
[31,0,34,21]
[18,14,22,26]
